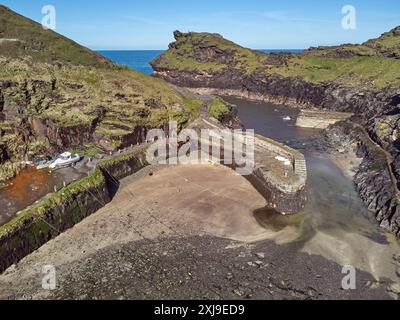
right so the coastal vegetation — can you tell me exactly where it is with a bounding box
[0,167,105,239]
[151,28,400,240]
[271,55,400,88]
[0,5,203,182]
[208,98,230,120]
[0,146,150,272]
[153,28,400,89]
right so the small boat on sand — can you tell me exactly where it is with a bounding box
[34,156,55,170]
[49,152,81,169]
[36,159,55,170]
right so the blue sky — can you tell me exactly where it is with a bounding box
[2,0,400,49]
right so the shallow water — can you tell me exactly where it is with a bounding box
[228,95,400,281]
[0,166,58,225]
[0,165,87,226]
[226,96,318,142]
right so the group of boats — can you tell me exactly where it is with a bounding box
[35,152,81,170]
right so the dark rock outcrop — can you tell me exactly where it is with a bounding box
[152,31,400,237]
[325,122,399,237]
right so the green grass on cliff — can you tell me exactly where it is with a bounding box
[0,5,204,131]
[0,4,205,184]
[208,98,230,119]
[158,51,226,73]
[0,168,106,238]
[154,32,266,74]
[272,55,400,88]
[155,30,400,90]
[0,56,203,131]
[363,27,400,58]
[181,91,203,119]
[0,5,113,67]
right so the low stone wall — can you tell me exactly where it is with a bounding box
[249,168,307,214]
[296,110,353,129]
[0,169,110,273]
[252,135,307,214]
[0,147,149,274]
[99,146,149,180]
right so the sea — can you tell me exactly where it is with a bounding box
[98,49,303,75]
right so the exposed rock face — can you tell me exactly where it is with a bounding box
[152,30,400,237]
[28,116,95,152]
[0,7,203,182]
[314,122,400,238]
[0,143,7,162]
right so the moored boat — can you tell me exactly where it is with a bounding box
[49,152,81,169]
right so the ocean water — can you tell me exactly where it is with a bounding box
[98,50,164,75]
[260,49,304,54]
[97,49,303,75]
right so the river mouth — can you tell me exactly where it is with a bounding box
[225,95,400,281]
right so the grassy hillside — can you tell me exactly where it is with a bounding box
[153,31,268,74]
[364,26,400,58]
[0,6,202,182]
[0,5,112,67]
[153,28,400,89]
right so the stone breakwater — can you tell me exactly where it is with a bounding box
[296,110,354,129]
[153,67,400,238]
[200,118,307,214]
[0,120,308,273]
[250,135,307,214]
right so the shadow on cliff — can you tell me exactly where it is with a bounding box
[100,168,120,200]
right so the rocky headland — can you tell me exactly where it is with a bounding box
[151,29,400,238]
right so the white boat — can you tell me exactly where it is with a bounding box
[283,116,292,121]
[49,152,81,169]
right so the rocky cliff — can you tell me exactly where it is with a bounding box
[0,6,202,182]
[152,30,400,237]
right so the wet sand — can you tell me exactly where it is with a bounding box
[0,164,394,300]
[1,97,399,300]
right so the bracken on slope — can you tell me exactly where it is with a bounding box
[0,6,202,182]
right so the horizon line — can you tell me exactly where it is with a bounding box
[93,48,306,51]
